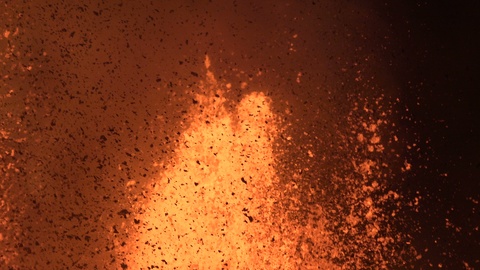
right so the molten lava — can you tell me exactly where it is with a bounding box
[120,57,287,268]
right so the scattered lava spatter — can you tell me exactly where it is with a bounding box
[320,94,416,269]
[271,92,416,268]
[121,57,413,269]
[122,57,312,269]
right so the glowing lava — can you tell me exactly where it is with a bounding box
[122,57,297,269]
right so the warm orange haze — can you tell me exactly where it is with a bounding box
[1,1,478,269]
[118,57,412,269]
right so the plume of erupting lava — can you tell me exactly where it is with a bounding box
[121,56,319,268]
[115,56,410,269]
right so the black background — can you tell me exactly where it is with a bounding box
[394,1,480,268]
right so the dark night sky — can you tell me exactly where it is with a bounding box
[391,1,480,268]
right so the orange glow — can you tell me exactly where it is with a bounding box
[113,57,408,269]
[118,57,326,269]
[121,56,311,268]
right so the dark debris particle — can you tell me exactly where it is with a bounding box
[161,259,168,264]
[190,71,198,77]
[121,262,128,269]
[243,214,254,222]
[117,209,130,218]
[23,246,32,254]
[134,219,140,224]
[241,177,247,184]
[192,98,198,104]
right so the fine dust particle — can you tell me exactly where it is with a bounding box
[204,55,211,69]
[296,72,302,83]
[403,160,412,171]
[357,133,365,142]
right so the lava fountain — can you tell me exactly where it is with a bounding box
[113,54,413,269]
[120,56,334,269]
